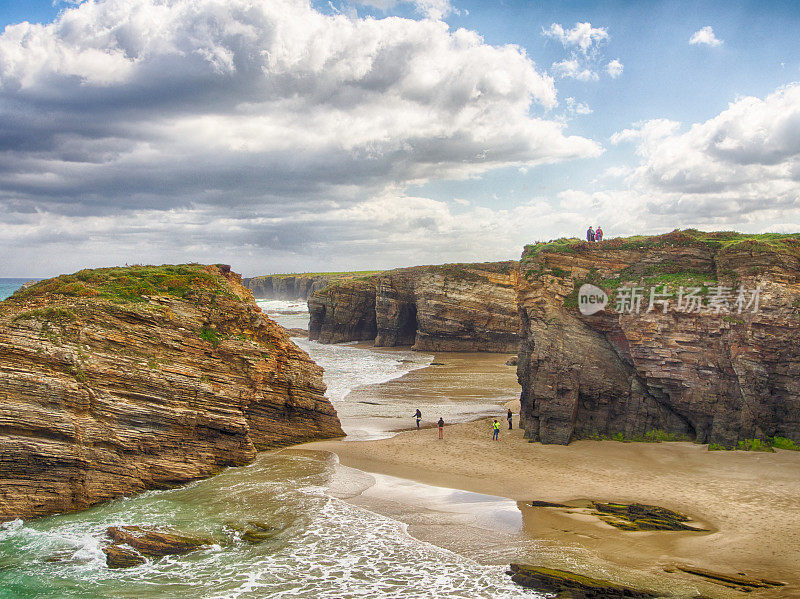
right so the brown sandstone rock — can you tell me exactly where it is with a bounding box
[516,230,800,446]
[308,262,519,352]
[106,526,212,556]
[0,264,343,521]
[102,544,147,568]
[507,564,660,598]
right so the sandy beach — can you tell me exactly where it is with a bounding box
[303,357,800,599]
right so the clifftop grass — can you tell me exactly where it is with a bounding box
[523,229,800,261]
[522,229,800,302]
[6,264,237,305]
[250,270,383,280]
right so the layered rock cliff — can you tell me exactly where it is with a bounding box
[0,264,343,521]
[245,271,382,299]
[516,230,800,446]
[309,262,519,352]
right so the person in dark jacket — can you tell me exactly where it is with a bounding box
[414,408,422,429]
[586,226,595,242]
[507,408,513,430]
[437,417,444,439]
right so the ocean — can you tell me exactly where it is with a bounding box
[0,289,537,598]
[0,279,40,302]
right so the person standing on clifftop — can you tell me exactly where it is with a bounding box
[596,226,604,242]
[438,417,444,439]
[586,226,595,242]
[507,409,513,430]
[414,408,422,429]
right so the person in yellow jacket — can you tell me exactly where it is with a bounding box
[492,419,500,441]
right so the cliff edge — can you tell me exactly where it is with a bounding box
[516,230,800,446]
[245,271,382,300]
[308,262,519,352]
[0,264,343,521]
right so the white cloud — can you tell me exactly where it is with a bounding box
[608,84,800,222]
[564,96,592,118]
[543,22,608,55]
[600,165,632,179]
[610,119,682,146]
[552,58,598,81]
[0,0,602,275]
[606,59,623,78]
[689,26,723,47]
[543,22,620,83]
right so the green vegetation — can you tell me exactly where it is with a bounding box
[12,307,76,322]
[708,443,731,451]
[737,438,774,452]
[708,436,798,451]
[11,264,235,305]
[199,327,221,347]
[252,270,383,279]
[69,366,88,383]
[587,429,691,443]
[524,229,800,261]
[770,436,800,451]
[523,230,800,297]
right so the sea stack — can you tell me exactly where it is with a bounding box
[308,262,520,352]
[516,230,800,446]
[0,264,343,521]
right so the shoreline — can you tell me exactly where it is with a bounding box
[298,357,800,599]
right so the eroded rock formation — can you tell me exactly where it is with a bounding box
[244,271,383,300]
[244,275,333,300]
[308,262,519,352]
[517,230,800,446]
[0,264,343,521]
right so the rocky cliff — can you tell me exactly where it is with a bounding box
[309,262,519,352]
[516,230,800,446]
[0,264,343,521]
[245,271,382,299]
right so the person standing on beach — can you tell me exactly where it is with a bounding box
[414,408,422,429]
[492,419,500,441]
[507,409,513,430]
[438,417,444,439]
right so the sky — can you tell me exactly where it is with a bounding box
[0,0,799,277]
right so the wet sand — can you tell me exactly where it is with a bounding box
[303,354,800,599]
[342,348,519,435]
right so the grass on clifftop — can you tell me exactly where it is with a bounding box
[251,270,383,280]
[8,264,236,305]
[523,229,800,260]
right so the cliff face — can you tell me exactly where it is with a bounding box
[0,264,343,521]
[244,275,332,300]
[516,230,800,446]
[244,271,383,299]
[308,262,519,352]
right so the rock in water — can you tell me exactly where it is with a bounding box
[106,526,212,556]
[102,545,147,569]
[308,261,519,352]
[0,264,343,521]
[516,230,800,446]
[507,564,659,598]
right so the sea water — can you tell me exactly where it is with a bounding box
[0,288,537,598]
[257,300,516,441]
[0,279,39,301]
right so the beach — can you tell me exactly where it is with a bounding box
[305,366,800,599]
